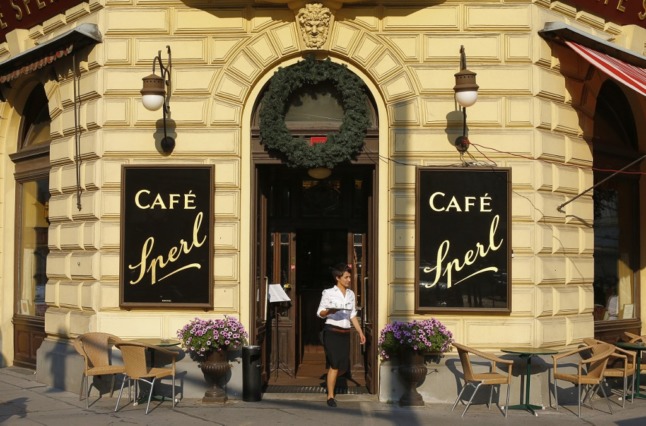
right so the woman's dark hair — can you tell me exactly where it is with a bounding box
[331,263,352,281]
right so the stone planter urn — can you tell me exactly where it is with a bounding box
[200,350,230,403]
[398,349,427,406]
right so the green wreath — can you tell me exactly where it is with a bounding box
[259,56,370,169]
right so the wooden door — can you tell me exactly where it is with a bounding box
[268,231,296,378]
[252,167,270,387]
[253,165,376,390]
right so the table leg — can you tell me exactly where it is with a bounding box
[633,350,646,399]
[508,355,544,416]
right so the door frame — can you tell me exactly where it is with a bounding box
[250,161,378,393]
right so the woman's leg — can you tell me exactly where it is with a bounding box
[327,367,338,399]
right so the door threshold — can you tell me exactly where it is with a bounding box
[265,385,369,394]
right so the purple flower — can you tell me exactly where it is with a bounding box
[177,315,249,362]
[378,318,453,361]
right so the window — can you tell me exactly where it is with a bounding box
[13,84,51,318]
[592,81,640,326]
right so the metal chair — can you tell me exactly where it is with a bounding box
[114,341,177,414]
[451,342,513,417]
[583,338,636,407]
[552,343,615,417]
[72,332,126,408]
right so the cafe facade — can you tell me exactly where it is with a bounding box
[0,0,644,403]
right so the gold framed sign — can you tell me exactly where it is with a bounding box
[415,167,511,313]
[120,165,214,308]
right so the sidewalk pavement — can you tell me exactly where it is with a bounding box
[1,367,645,426]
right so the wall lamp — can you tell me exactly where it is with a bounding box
[141,45,174,153]
[453,46,479,153]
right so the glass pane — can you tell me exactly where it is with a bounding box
[593,183,637,321]
[301,179,342,217]
[18,178,50,316]
[284,85,344,124]
[21,85,51,148]
[280,233,290,285]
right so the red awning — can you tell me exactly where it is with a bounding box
[565,40,646,97]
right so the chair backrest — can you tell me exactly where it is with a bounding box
[453,342,476,381]
[624,332,644,343]
[584,343,614,381]
[582,337,603,346]
[116,342,151,379]
[74,332,121,369]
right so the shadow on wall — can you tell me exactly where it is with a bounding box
[445,109,466,153]
[44,327,72,391]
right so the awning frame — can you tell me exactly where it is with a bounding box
[539,22,646,69]
[0,23,102,85]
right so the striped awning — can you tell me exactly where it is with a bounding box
[565,40,646,97]
[539,22,646,97]
[0,23,101,85]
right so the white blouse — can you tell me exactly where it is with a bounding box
[316,285,357,329]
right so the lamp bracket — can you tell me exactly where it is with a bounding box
[153,45,172,112]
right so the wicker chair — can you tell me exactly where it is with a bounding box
[624,332,646,374]
[624,332,644,343]
[72,332,126,408]
[552,343,615,417]
[451,342,513,417]
[583,338,636,407]
[114,342,177,414]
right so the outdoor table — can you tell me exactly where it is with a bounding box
[134,338,181,365]
[501,347,558,416]
[615,341,646,399]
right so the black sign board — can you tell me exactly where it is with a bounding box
[415,167,511,313]
[120,165,214,308]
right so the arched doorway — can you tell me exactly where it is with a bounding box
[249,61,379,393]
[11,83,51,368]
[592,80,642,341]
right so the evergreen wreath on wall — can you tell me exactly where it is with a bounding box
[259,56,371,169]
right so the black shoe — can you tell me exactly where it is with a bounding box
[327,398,337,407]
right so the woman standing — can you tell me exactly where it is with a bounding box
[317,263,366,407]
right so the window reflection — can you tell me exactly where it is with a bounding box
[19,179,50,316]
[284,84,344,126]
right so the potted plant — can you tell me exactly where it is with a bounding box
[378,318,453,361]
[378,318,453,406]
[177,316,248,402]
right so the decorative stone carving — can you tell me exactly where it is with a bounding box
[296,3,332,49]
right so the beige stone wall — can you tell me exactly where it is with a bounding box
[0,0,643,383]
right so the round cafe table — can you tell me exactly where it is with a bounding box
[131,338,180,366]
[134,338,181,347]
[615,341,646,399]
[501,347,558,416]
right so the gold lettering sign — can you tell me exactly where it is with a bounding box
[559,0,646,27]
[120,165,214,309]
[415,167,511,313]
[0,1,85,43]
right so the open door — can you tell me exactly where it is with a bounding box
[252,167,271,389]
[252,165,376,393]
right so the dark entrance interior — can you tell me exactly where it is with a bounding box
[253,165,375,392]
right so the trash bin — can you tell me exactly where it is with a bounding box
[242,345,262,401]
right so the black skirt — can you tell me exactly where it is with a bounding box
[323,325,351,373]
